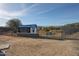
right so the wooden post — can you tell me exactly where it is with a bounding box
[60,32,65,40]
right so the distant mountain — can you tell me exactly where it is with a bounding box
[61,22,79,34]
[38,22,79,35]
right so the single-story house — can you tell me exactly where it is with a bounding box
[17,24,37,34]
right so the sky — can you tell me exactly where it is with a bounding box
[0,3,79,26]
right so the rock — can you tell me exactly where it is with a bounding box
[0,41,10,50]
[0,50,5,56]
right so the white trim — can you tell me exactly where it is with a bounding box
[34,28,37,34]
[30,28,33,34]
[30,27,37,34]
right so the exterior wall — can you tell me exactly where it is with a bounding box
[18,27,30,33]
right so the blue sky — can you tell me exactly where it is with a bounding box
[0,3,79,26]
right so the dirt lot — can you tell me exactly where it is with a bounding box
[0,35,79,56]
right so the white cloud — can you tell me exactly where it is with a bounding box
[0,4,27,26]
[36,4,65,15]
[0,7,26,18]
[36,9,52,15]
[27,3,38,10]
[0,9,26,17]
[0,3,38,20]
[0,3,5,9]
[0,3,39,26]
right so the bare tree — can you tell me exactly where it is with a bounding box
[6,18,22,33]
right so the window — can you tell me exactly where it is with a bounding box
[32,29,34,33]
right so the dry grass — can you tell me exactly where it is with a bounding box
[0,35,78,56]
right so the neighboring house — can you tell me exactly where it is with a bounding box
[18,24,37,34]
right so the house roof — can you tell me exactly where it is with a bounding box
[19,24,37,28]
